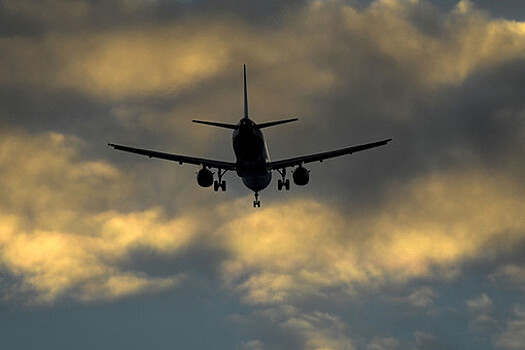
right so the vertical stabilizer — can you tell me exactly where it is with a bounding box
[243,65,249,119]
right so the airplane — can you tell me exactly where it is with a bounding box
[109,65,392,207]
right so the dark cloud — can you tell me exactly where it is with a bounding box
[360,0,525,21]
[0,0,307,36]
[469,0,525,21]
[117,237,231,279]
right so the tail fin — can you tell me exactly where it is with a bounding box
[192,120,238,129]
[243,64,249,119]
[256,118,299,129]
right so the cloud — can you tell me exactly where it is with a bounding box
[492,265,525,291]
[413,331,442,350]
[280,310,354,350]
[216,168,525,305]
[0,129,197,303]
[5,125,524,348]
[367,337,399,350]
[467,293,494,313]
[0,25,233,99]
[390,287,436,308]
[466,293,500,333]
[1,1,525,348]
[0,0,165,32]
[494,305,525,349]
[1,0,93,28]
[1,0,525,103]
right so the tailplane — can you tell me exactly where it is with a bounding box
[256,118,298,129]
[192,120,238,129]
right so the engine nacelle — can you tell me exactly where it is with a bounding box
[197,168,213,187]
[292,165,310,186]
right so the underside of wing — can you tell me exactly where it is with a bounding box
[108,143,236,171]
[267,138,392,170]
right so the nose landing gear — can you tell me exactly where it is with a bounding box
[253,192,261,208]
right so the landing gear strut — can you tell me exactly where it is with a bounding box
[253,192,261,208]
[277,168,290,191]
[214,169,227,192]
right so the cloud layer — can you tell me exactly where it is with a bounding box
[1,0,525,348]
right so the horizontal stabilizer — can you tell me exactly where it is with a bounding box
[256,118,298,129]
[192,120,238,129]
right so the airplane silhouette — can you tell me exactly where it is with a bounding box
[109,65,392,207]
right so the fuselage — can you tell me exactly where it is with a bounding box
[232,117,272,192]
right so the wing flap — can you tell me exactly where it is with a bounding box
[108,143,236,171]
[267,138,392,170]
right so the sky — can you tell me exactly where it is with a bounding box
[1,0,525,349]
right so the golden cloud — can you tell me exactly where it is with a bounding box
[1,126,524,308]
[337,0,525,86]
[0,210,191,303]
[1,0,524,102]
[0,130,196,303]
[1,129,524,310]
[214,168,525,305]
[0,25,232,99]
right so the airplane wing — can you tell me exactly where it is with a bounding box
[267,138,392,170]
[108,143,236,171]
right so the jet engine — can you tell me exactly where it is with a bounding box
[197,168,214,187]
[292,165,310,186]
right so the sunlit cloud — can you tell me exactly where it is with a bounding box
[0,130,195,302]
[1,0,524,104]
[3,126,524,310]
[214,168,525,305]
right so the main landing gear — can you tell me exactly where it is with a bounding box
[253,192,261,208]
[277,168,290,191]
[214,169,227,192]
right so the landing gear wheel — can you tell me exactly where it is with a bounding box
[213,169,228,192]
[214,180,227,192]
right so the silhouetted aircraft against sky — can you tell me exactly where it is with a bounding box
[109,65,392,207]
